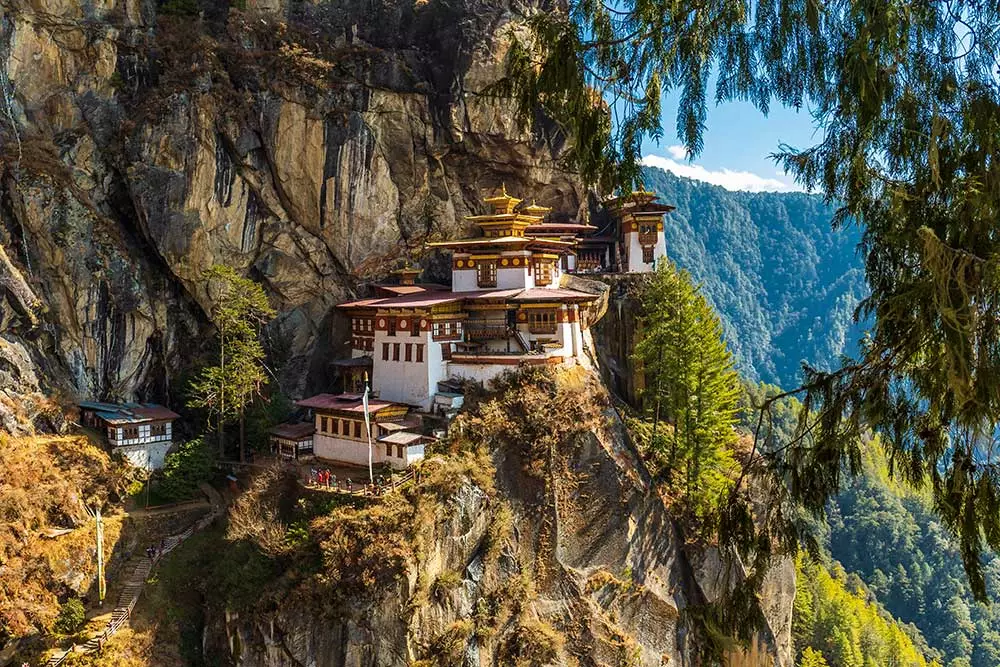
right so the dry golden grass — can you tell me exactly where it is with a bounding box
[0,434,132,638]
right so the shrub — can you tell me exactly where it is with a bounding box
[157,438,214,502]
[53,598,85,634]
[432,570,463,603]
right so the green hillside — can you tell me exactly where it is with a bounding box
[642,166,867,388]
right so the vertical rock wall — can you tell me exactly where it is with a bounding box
[0,0,585,429]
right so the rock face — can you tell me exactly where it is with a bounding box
[211,379,795,667]
[0,0,585,428]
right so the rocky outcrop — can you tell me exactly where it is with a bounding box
[212,379,794,667]
[0,0,585,421]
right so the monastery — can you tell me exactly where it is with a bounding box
[286,188,674,470]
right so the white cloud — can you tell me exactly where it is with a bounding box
[641,153,805,193]
[666,144,688,160]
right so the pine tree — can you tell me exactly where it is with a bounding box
[188,265,275,462]
[634,261,742,517]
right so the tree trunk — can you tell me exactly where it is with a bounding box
[239,405,246,463]
[219,322,226,459]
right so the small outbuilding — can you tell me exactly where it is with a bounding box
[78,401,179,470]
[269,422,316,460]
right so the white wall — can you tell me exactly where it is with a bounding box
[115,441,173,471]
[497,266,531,289]
[452,267,479,292]
[372,329,440,410]
[446,361,516,387]
[314,433,379,466]
[626,232,667,273]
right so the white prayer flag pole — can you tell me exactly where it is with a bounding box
[363,372,374,486]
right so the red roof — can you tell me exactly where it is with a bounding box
[512,288,598,302]
[296,393,401,413]
[269,422,315,440]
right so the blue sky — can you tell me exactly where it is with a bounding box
[640,90,821,192]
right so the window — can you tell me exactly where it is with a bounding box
[354,421,362,438]
[386,443,394,457]
[331,418,339,435]
[151,423,166,437]
[441,343,452,360]
[416,344,424,363]
[477,260,497,287]
[411,319,421,337]
[405,343,412,362]
[528,310,557,334]
[320,416,328,433]
[388,318,397,336]
[397,444,405,458]
[534,260,552,286]
[382,342,390,361]
[642,246,654,263]
[393,343,400,361]
[341,419,348,436]
[123,426,138,439]
[107,427,116,439]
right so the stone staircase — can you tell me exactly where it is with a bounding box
[43,486,221,666]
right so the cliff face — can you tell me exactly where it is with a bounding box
[207,369,794,667]
[0,0,584,430]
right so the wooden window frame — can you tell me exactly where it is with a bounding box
[477,260,498,287]
[528,310,558,334]
[354,421,362,439]
[382,342,390,361]
[393,342,400,361]
[642,246,654,263]
[416,343,424,363]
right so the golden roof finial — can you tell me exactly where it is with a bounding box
[501,182,508,196]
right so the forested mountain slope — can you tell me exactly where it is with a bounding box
[827,450,1000,667]
[642,167,867,388]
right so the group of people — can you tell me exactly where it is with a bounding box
[309,468,353,492]
[144,539,165,561]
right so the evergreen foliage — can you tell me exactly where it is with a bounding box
[499,0,1000,597]
[827,447,1000,667]
[53,598,85,635]
[642,166,866,388]
[793,555,940,667]
[632,261,742,520]
[187,265,275,462]
[157,438,215,502]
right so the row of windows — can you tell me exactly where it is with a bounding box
[432,321,462,338]
[111,423,168,439]
[381,342,425,363]
[351,318,374,332]
[528,310,558,333]
[319,416,364,439]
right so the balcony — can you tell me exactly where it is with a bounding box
[464,321,512,340]
[528,322,558,335]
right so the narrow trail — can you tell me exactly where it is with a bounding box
[43,483,224,667]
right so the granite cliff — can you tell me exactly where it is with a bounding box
[0,0,584,431]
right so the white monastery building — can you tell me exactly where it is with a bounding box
[295,187,672,468]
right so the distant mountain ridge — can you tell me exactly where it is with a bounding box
[642,166,868,388]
